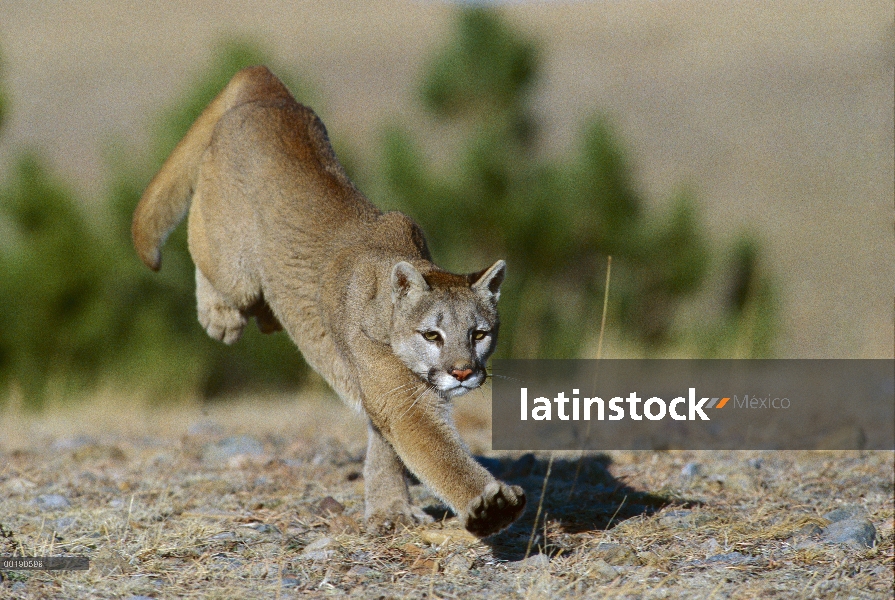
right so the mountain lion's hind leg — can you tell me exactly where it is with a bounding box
[196,268,247,345]
[364,421,434,534]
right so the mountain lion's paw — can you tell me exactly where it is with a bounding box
[198,303,247,345]
[462,482,526,538]
[365,502,434,535]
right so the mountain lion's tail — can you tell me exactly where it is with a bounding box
[132,66,292,271]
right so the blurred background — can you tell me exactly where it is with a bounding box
[0,1,891,409]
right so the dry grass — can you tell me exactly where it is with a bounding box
[1,392,892,598]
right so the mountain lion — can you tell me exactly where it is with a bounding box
[132,66,525,537]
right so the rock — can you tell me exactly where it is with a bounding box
[300,537,340,561]
[347,565,374,577]
[699,552,757,566]
[317,496,345,516]
[203,435,264,462]
[34,494,71,511]
[443,554,473,575]
[187,420,224,436]
[701,538,721,555]
[659,509,708,529]
[5,477,36,495]
[242,523,280,535]
[592,542,641,566]
[518,553,550,569]
[53,516,77,531]
[820,519,876,548]
[51,436,97,451]
[280,576,301,588]
[789,522,824,542]
[681,462,702,477]
[418,528,478,546]
[590,558,621,581]
[822,507,868,523]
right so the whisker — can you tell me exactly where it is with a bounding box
[398,382,433,419]
[372,381,423,409]
[484,372,527,384]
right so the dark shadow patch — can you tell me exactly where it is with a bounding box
[420,505,454,522]
[477,453,697,561]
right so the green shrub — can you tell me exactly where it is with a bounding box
[0,40,314,408]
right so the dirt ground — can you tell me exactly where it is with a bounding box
[0,0,892,359]
[0,393,892,598]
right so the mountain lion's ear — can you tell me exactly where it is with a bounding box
[471,260,506,304]
[391,261,430,303]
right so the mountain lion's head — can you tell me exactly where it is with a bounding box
[390,260,505,399]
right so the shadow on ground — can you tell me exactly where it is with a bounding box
[466,454,693,561]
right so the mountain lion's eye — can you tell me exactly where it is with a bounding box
[422,331,442,342]
[473,330,488,341]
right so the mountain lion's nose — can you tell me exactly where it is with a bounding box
[450,367,473,381]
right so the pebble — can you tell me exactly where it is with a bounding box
[242,523,280,535]
[680,462,702,477]
[518,553,550,569]
[592,542,640,566]
[443,554,473,575]
[659,510,708,529]
[51,435,96,451]
[300,537,340,561]
[34,494,71,511]
[820,519,876,548]
[685,551,760,568]
[701,551,756,566]
[187,420,224,436]
[317,496,345,516]
[747,457,764,469]
[203,435,264,462]
[589,558,621,581]
[418,528,477,546]
[5,477,36,495]
[53,516,77,531]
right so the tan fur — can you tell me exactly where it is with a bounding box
[132,66,525,537]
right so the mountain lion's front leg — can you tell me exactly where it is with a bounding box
[357,344,525,537]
